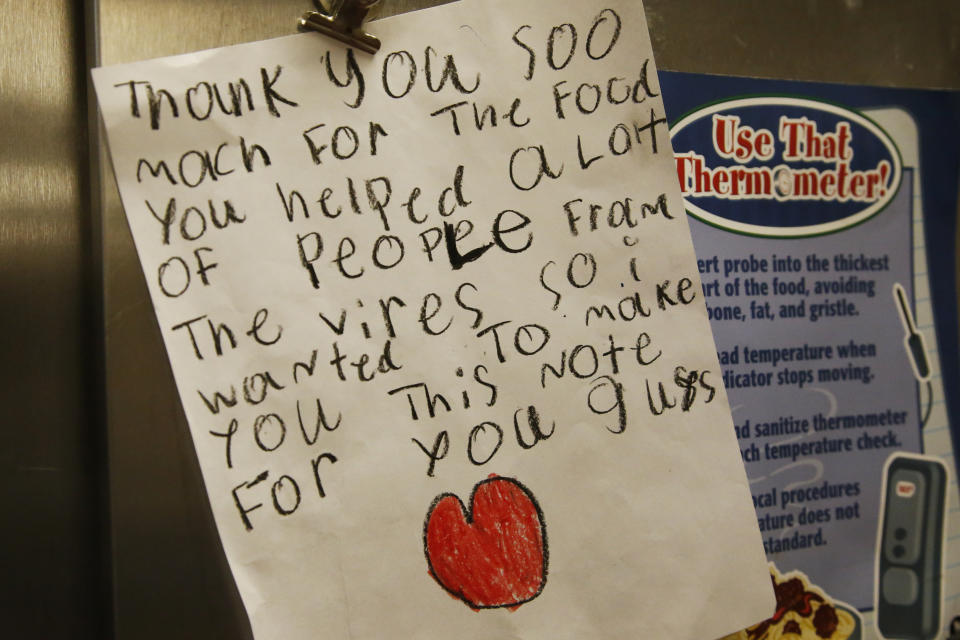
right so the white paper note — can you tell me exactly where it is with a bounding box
[93,0,775,637]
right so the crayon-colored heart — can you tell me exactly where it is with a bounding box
[424,475,547,609]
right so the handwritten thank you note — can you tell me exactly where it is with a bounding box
[93,0,774,637]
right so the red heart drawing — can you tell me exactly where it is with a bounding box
[424,475,548,609]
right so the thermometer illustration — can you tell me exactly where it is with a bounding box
[877,454,947,640]
[893,283,930,381]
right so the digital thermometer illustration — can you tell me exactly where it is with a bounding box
[876,454,947,640]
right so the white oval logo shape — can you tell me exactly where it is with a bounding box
[669,97,902,237]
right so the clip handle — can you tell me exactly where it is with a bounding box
[327,0,379,25]
[300,0,382,54]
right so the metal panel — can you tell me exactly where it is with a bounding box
[647,0,960,88]
[0,0,107,636]
[92,1,960,638]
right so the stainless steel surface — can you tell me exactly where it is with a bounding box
[1,0,107,636]
[88,1,959,638]
[647,1,960,88]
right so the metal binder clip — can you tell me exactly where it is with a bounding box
[299,0,382,54]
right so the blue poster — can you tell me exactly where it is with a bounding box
[661,72,960,639]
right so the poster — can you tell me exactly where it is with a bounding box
[91,1,776,638]
[660,71,960,639]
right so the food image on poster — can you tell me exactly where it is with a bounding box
[721,564,862,640]
[660,72,960,639]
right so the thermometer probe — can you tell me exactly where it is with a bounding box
[894,283,930,380]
